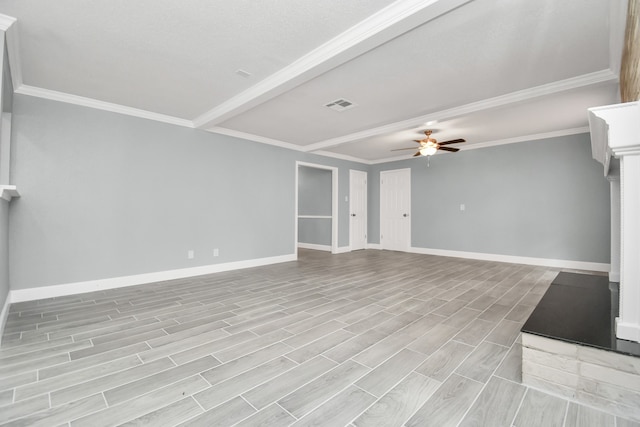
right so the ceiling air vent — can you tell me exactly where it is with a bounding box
[324,98,357,112]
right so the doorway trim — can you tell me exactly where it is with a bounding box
[349,169,368,251]
[380,168,411,252]
[295,161,339,256]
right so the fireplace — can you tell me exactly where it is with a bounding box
[521,271,640,421]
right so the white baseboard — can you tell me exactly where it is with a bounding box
[297,243,351,254]
[366,243,382,250]
[409,247,610,272]
[9,253,297,303]
[298,243,332,252]
[0,294,10,346]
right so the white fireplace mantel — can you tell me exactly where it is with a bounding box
[589,101,640,343]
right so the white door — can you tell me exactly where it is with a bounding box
[349,170,367,250]
[380,168,411,251]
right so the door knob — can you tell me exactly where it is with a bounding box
[351,213,356,217]
[403,213,408,217]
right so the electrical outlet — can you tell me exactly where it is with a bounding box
[213,248,219,257]
[187,250,194,259]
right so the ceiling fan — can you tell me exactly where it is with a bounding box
[392,130,466,157]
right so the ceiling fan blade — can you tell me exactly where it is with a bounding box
[413,151,422,157]
[413,140,424,144]
[438,138,466,146]
[391,147,420,151]
[438,146,460,152]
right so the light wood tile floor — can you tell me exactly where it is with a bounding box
[1,249,638,426]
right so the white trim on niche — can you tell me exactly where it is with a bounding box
[297,243,332,252]
[9,253,296,303]
[409,246,610,272]
[295,161,339,255]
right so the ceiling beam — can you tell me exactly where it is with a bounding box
[192,0,472,130]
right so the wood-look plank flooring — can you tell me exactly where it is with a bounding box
[1,249,638,426]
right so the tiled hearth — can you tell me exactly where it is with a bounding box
[522,272,640,422]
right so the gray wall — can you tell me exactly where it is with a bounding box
[369,133,610,263]
[8,95,365,290]
[298,166,332,246]
[6,93,609,293]
[298,218,332,246]
[298,166,331,216]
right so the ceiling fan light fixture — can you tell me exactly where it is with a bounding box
[390,129,464,157]
[420,146,437,156]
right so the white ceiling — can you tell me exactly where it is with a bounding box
[0,0,626,163]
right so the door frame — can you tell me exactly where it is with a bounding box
[380,168,411,251]
[349,169,367,251]
[295,161,339,255]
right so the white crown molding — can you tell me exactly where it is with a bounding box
[371,149,461,165]
[409,246,610,272]
[366,127,590,164]
[311,150,370,164]
[15,85,194,128]
[453,127,591,152]
[207,126,303,151]
[370,153,422,165]
[305,70,619,153]
[9,253,296,303]
[0,14,23,90]
[192,0,472,129]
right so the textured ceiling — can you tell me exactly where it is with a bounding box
[0,0,625,163]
